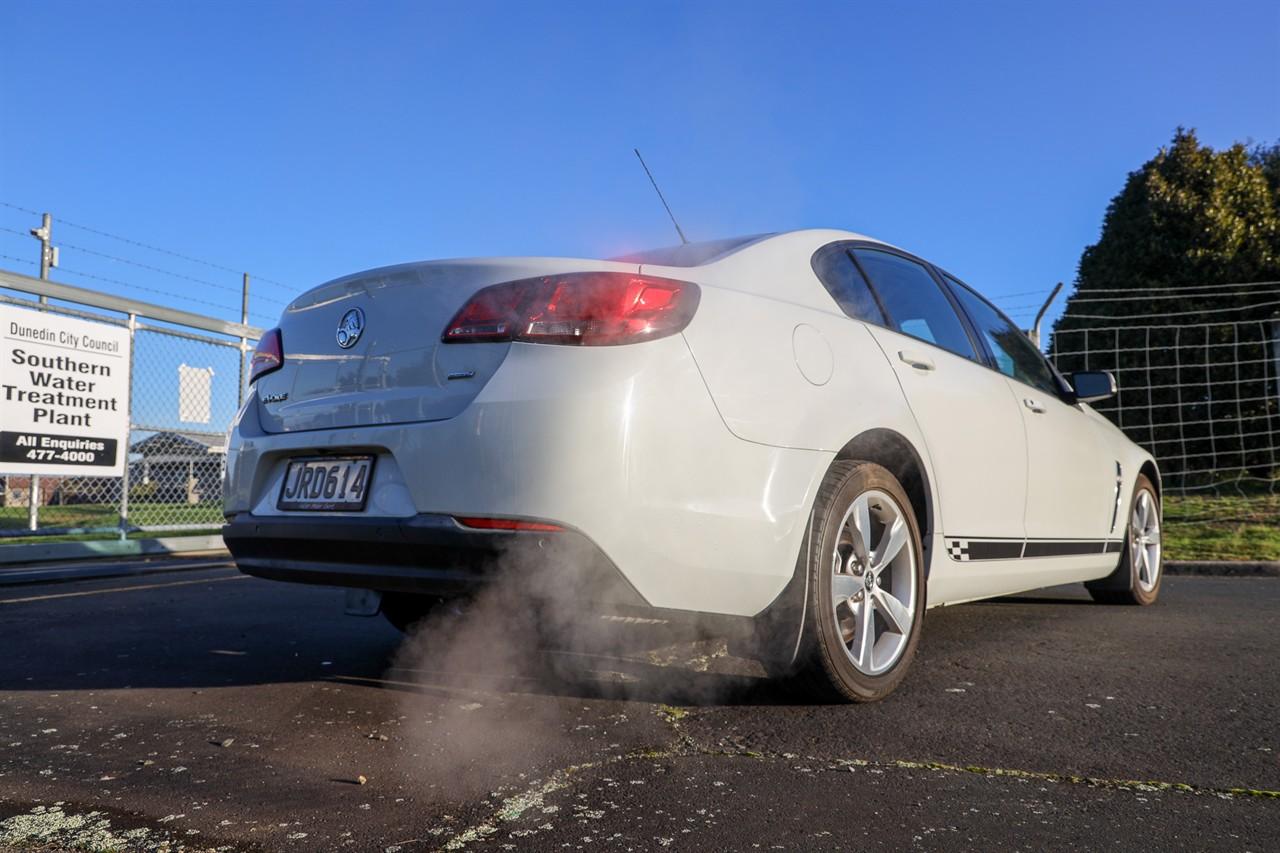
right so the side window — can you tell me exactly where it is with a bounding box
[850,249,976,360]
[811,244,886,325]
[944,275,1061,397]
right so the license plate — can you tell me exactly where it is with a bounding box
[277,455,375,511]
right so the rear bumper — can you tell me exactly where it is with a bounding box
[223,512,648,607]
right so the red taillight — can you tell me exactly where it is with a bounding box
[250,328,283,383]
[442,272,699,346]
[454,516,565,532]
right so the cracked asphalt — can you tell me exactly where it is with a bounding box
[0,564,1276,851]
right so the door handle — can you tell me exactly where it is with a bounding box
[898,350,935,371]
[1024,397,1046,414]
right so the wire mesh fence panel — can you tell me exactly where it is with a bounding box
[126,325,246,532]
[1050,311,1280,559]
[0,205,293,541]
[0,279,257,540]
[1051,319,1280,495]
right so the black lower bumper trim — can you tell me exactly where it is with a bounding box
[222,512,648,608]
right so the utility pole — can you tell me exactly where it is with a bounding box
[26,213,58,531]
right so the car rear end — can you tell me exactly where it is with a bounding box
[222,252,826,620]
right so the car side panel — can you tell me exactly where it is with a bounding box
[862,324,1029,542]
[1018,385,1117,542]
[662,280,984,607]
[929,395,1156,598]
[675,284,927,456]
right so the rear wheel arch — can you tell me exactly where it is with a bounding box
[743,429,936,675]
[834,429,935,578]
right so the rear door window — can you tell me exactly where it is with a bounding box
[850,249,976,359]
[811,244,886,325]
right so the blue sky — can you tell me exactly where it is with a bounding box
[1,0,1277,334]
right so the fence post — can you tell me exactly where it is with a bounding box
[26,213,56,532]
[1028,282,1063,349]
[238,273,250,404]
[1272,320,1280,404]
[118,312,138,541]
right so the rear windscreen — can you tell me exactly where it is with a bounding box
[612,234,774,267]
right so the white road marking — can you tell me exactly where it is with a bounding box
[0,572,248,605]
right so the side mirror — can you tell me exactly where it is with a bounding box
[1069,370,1117,403]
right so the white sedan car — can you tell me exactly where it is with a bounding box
[223,230,1162,702]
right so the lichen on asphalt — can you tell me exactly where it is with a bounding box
[0,803,235,852]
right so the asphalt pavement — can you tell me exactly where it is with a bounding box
[0,564,1275,851]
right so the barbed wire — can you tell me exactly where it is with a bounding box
[0,200,297,291]
[1063,300,1280,320]
[1064,289,1280,304]
[1000,280,1280,318]
[1073,279,1280,294]
[56,240,289,306]
[983,288,1061,302]
[56,265,252,315]
[1,223,290,313]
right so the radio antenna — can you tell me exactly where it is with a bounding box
[633,148,688,245]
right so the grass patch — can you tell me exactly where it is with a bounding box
[1163,492,1279,561]
[0,528,222,545]
[0,502,223,535]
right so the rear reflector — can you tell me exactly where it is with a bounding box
[442,272,699,346]
[250,328,283,383]
[454,516,565,532]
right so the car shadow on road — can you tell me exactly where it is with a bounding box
[0,577,1094,706]
[982,594,1097,606]
[0,590,796,704]
[331,663,782,707]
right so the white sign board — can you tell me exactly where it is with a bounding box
[178,363,214,425]
[0,304,132,477]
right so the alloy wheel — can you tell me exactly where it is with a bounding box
[1132,489,1161,592]
[829,489,918,676]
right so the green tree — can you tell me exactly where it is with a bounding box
[1051,129,1280,489]
[1252,140,1280,211]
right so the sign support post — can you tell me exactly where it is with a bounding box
[118,313,137,541]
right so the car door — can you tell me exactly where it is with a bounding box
[942,275,1116,547]
[817,245,1029,550]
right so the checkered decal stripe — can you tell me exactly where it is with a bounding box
[946,537,1122,561]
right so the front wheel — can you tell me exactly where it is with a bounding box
[1087,474,1162,606]
[791,460,926,702]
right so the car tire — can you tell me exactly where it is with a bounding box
[380,592,443,633]
[1087,474,1162,606]
[790,459,926,703]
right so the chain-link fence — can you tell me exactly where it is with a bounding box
[0,267,259,540]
